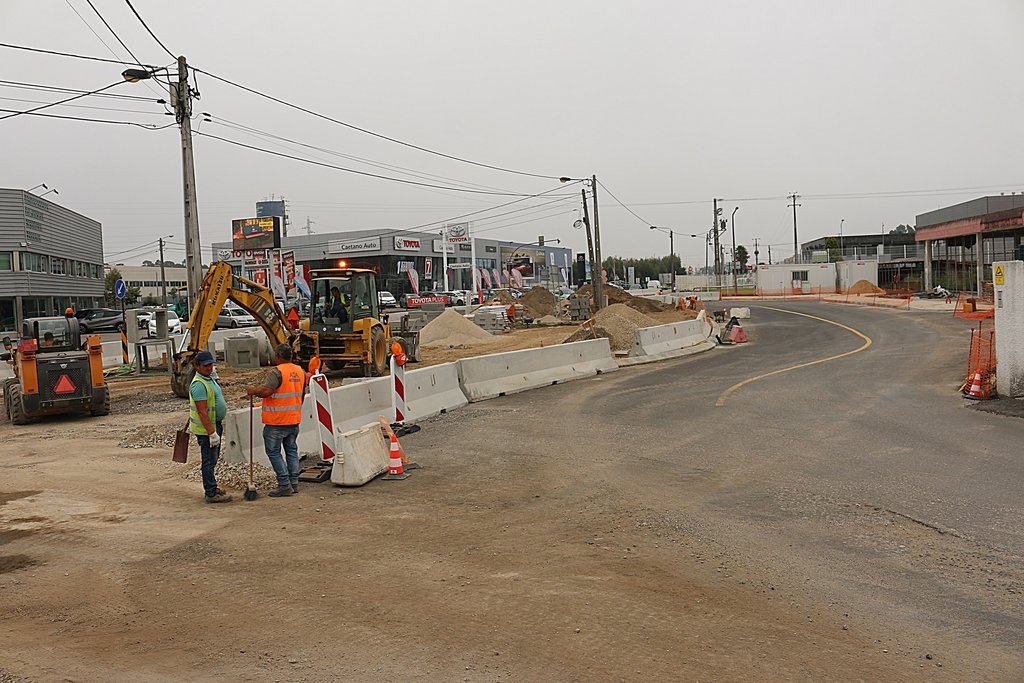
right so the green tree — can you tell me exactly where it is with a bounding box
[824,236,843,262]
[104,267,141,305]
[735,245,749,270]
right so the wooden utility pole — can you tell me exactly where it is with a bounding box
[158,237,168,305]
[712,198,721,286]
[174,56,203,311]
[581,188,595,282]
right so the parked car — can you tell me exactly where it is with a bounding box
[148,310,182,336]
[378,290,397,307]
[135,311,152,329]
[77,308,125,333]
[216,307,258,329]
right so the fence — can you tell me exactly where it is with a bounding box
[963,323,996,398]
[953,291,995,320]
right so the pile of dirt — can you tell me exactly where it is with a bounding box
[848,279,886,295]
[420,308,497,347]
[562,303,658,352]
[119,423,179,449]
[520,287,558,317]
[490,289,515,305]
[574,284,674,314]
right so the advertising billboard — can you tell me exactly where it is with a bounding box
[232,217,280,250]
[508,255,534,278]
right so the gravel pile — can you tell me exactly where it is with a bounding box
[574,284,673,314]
[113,390,184,415]
[183,460,280,490]
[848,279,886,295]
[562,303,657,352]
[420,308,497,347]
[119,423,180,449]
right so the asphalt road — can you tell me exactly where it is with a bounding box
[400,300,1024,680]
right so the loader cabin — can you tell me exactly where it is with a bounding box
[308,267,381,334]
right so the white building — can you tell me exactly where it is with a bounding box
[117,265,188,302]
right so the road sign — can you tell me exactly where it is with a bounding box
[114,278,127,300]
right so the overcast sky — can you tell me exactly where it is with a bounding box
[3,1,1024,267]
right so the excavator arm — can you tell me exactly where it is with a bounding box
[170,262,294,397]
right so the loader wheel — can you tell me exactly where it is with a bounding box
[369,327,388,376]
[90,386,110,417]
[7,384,29,425]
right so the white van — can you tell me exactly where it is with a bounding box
[646,279,662,290]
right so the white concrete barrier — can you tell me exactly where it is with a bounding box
[728,307,751,319]
[457,338,617,402]
[404,362,467,421]
[331,422,390,486]
[630,320,709,357]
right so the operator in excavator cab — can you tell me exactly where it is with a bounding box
[328,286,349,323]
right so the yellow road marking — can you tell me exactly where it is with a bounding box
[715,306,873,407]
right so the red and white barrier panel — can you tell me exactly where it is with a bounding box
[309,371,337,461]
[390,341,407,424]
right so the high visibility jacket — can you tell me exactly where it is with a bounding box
[262,362,305,426]
[189,374,217,435]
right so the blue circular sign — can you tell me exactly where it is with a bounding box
[115,278,127,300]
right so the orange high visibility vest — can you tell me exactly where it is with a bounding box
[262,362,306,426]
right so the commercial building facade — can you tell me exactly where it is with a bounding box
[0,188,105,333]
[211,228,572,297]
[118,265,189,302]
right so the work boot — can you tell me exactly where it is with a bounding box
[267,485,294,497]
[291,484,299,494]
[205,492,233,503]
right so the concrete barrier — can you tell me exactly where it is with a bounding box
[404,362,467,420]
[728,307,751,319]
[457,338,617,402]
[630,320,708,356]
[331,422,390,486]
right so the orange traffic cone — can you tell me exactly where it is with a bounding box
[964,372,985,400]
[728,323,748,343]
[383,433,409,480]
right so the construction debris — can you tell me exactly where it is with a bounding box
[521,286,559,317]
[420,308,497,347]
[536,315,563,326]
[119,424,179,449]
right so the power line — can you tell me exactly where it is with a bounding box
[84,0,146,66]
[596,179,653,226]
[0,78,159,102]
[194,130,567,197]
[123,0,177,59]
[190,66,561,180]
[0,108,176,129]
[206,116,519,195]
[0,81,129,121]
[0,41,152,66]
[0,95,166,116]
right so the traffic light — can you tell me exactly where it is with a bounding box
[538,235,545,246]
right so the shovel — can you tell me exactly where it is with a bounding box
[244,396,258,501]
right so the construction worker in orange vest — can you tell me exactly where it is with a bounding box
[246,343,307,497]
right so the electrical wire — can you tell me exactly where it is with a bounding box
[123,0,177,60]
[596,179,653,227]
[206,115,522,195]
[0,81,130,121]
[0,108,176,129]
[194,130,565,197]
[0,95,167,116]
[84,0,146,65]
[0,79,159,102]
[190,66,561,181]
[0,41,152,66]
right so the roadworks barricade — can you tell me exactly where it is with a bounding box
[221,362,467,466]
[330,422,390,486]
[457,338,618,402]
[629,319,710,357]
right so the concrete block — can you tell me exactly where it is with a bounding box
[994,260,1024,397]
[729,307,751,319]
[224,336,261,368]
[630,320,709,356]
[331,422,389,486]
[457,338,618,402]
[404,362,467,420]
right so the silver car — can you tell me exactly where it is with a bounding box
[216,307,257,329]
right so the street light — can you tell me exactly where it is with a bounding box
[26,183,47,194]
[840,218,845,252]
[121,68,152,83]
[38,188,59,198]
[561,175,603,309]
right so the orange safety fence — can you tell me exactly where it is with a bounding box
[962,322,996,399]
[953,291,995,320]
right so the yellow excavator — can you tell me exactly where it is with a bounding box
[171,262,392,397]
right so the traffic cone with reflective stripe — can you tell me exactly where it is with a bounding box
[965,372,985,400]
[383,433,409,480]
